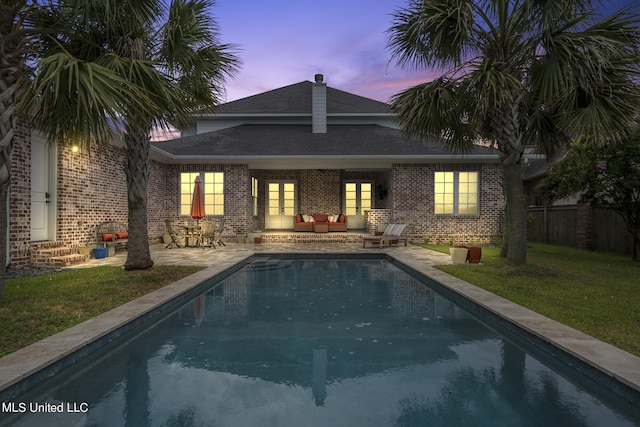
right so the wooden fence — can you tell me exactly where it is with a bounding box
[527,205,633,255]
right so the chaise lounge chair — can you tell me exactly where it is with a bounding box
[362,224,408,248]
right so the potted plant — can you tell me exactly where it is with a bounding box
[449,246,468,264]
[247,230,262,243]
[467,246,482,263]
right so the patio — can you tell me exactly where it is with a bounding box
[75,241,451,268]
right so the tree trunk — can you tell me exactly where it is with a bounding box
[0,183,7,303]
[124,132,153,270]
[0,5,27,303]
[502,161,527,265]
[490,101,527,265]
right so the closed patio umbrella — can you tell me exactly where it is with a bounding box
[190,176,205,220]
[193,294,206,327]
[189,176,205,247]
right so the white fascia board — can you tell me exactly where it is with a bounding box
[150,147,500,168]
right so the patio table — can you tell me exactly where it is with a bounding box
[183,225,203,247]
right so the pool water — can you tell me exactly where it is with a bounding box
[4,257,640,426]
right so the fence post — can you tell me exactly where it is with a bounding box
[543,205,548,244]
[576,203,592,250]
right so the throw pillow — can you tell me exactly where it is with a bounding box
[328,215,335,223]
[315,214,329,222]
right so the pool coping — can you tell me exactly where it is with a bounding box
[1,246,639,404]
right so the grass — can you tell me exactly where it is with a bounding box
[422,243,640,357]
[0,265,203,357]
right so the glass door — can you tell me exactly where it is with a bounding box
[344,181,372,229]
[265,181,297,229]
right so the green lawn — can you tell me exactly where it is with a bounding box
[0,265,203,357]
[423,243,640,357]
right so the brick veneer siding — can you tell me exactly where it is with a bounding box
[56,142,129,246]
[364,209,391,234]
[10,124,504,266]
[391,163,505,245]
[164,164,252,238]
[9,123,32,267]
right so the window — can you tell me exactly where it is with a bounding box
[434,171,478,215]
[251,177,259,216]
[180,172,224,216]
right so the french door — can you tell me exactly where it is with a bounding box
[265,181,297,229]
[344,181,372,229]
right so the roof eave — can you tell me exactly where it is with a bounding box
[150,147,501,169]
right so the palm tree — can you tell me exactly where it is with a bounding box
[387,0,640,265]
[0,0,161,303]
[0,1,30,305]
[23,0,239,270]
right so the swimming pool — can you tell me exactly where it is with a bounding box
[2,255,640,426]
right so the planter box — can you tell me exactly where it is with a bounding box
[93,247,108,259]
[449,247,468,264]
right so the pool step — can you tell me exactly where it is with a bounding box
[247,258,292,271]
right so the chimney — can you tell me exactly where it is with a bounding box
[312,73,327,133]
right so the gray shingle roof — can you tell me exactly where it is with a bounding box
[214,81,390,115]
[152,124,496,157]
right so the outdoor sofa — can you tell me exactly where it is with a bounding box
[294,214,347,232]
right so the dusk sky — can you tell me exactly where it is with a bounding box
[213,0,440,103]
[211,0,634,104]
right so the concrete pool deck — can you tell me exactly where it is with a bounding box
[1,242,639,403]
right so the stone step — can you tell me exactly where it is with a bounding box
[45,253,90,268]
[30,243,90,268]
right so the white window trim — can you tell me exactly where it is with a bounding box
[434,171,479,215]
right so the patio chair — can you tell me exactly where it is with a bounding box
[164,220,182,249]
[200,220,217,249]
[212,217,226,247]
[362,224,408,248]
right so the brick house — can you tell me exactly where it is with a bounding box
[10,74,506,267]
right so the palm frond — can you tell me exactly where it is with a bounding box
[387,0,475,70]
[20,51,156,148]
[390,78,479,153]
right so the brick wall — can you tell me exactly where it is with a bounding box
[9,122,32,266]
[11,135,258,266]
[391,163,505,245]
[164,163,252,238]
[10,125,504,266]
[56,141,129,246]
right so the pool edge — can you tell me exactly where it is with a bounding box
[1,246,639,407]
[0,251,255,400]
[387,251,640,406]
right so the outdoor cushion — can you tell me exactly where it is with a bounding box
[101,233,114,241]
[116,232,129,239]
[314,214,329,222]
